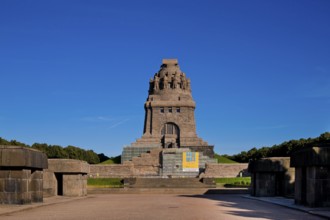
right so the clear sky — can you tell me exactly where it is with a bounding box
[0,0,329,157]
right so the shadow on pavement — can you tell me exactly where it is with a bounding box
[178,194,322,220]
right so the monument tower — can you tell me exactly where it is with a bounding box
[122,59,214,164]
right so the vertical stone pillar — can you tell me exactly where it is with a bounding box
[31,170,43,202]
[291,146,330,207]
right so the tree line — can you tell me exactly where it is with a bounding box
[0,137,109,164]
[223,132,330,163]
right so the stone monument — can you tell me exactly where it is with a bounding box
[121,59,216,180]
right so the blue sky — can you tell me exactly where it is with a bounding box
[0,0,329,157]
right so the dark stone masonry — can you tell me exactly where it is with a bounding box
[248,157,295,197]
[0,146,47,204]
[291,146,330,207]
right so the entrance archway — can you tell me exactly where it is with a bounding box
[161,123,180,148]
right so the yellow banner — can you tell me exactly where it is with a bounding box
[182,152,199,172]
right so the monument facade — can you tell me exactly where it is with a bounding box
[120,59,216,180]
[122,59,214,164]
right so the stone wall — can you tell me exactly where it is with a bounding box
[248,157,295,197]
[186,146,215,159]
[63,174,87,197]
[43,159,89,197]
[89,161,247,179]
[201,163,249,178]
[43,170,57,197]
[0,169,44,204]
[0,146,47,204]
[291,146,330,207]
[89,164,134,178]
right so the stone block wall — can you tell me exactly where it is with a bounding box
[90,152,250,179]
[30,170,43,202]
[43,159,88,197]
[161,148,217,177]
[0,169,43,204]
[43,171,57,197]
[63,174,87,197]
[0,146,47,204]
[249,157,295,197]
[201,163,249,178]
[121,147,159,163]
[291,146,330,207]
[91,148,163,178]
[89,164,134,178]
[186,146,215,159]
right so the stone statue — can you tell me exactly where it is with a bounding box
[181,78,186,90]
[173,76,178,89]
[154,76,159,90]
[149,78,154,91]
[173,72,180,89]
[187,79,191,91]
[163,75,168,89]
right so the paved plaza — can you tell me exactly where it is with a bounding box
[0,194,325,220]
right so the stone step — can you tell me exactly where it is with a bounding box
[125,178,215,188]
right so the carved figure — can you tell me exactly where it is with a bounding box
[173,77,178,89]
[163,75,169,89]
[154,76,159,90]
[181,78,186,90]
[187,79,191,91]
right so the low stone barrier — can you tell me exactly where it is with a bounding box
[90,163,249,179]
[201,163,249,178]
[89,164,134,178]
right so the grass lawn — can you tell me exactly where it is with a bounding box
[87,178,123,188]
[215,177,251,187]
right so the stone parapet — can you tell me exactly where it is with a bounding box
[0,145,47,169]
[248,157,291,173]
[202,163,249,178]
[291,146,330,167]
[47,159,89,174]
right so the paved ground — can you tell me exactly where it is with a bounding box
[0,194,326,220]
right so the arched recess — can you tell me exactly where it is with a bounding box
[161,122,180,148]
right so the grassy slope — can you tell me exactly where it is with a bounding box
[100,155,121,164]
[214,154,238,163]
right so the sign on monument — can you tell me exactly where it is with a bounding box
[182,152,199,172]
